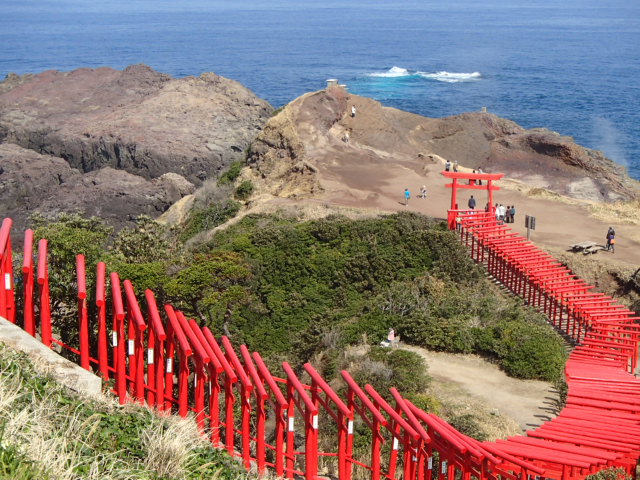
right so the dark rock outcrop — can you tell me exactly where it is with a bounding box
[0,143,196,232]
[0,65,273,230]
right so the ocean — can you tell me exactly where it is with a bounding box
[2,0,639,179]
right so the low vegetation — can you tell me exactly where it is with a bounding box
[203,212,566,383]
[590,199,640,226]
[24,211,567,386]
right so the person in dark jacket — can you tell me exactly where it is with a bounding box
[606,227,616,252]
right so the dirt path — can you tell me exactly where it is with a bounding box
[401,345,559,432]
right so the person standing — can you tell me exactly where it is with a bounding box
[510,205,516,224]
[420,185,427,199]
[453,160,459,172]
[468,195,476,210]
[606,227,616,252]
[351,105,357,118]
[404,188,411,206]
[445,160,452,172]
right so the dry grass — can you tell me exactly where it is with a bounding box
[142,413,208,479]
[0,346,248,480]
[426,379,522,441]
[0,370,137,480]
[590,199,640,226]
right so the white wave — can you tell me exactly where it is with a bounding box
[418,71,482,83]
[368,66,411,77]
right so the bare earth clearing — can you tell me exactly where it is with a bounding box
[401,345,559,433]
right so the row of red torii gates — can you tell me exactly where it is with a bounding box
[0,170,639,479]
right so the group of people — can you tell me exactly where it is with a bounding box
[466,198,516,223]
[493,203,516,223]
[411,158,623,254]
[444,160,459,172]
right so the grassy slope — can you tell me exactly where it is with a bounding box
[0,344,249,480]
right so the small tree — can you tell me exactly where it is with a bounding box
[164,252,252,334]
[30,212,112,347]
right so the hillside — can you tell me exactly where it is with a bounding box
[225,86,640,269]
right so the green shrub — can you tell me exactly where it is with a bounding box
[491,318,566,382]
[180,200,240,241]
[198,212,567,383]
[368,348,430,394]
[217,161,244,186]
[586,468,632,480]
[30,213,112,350]
[447,413,488,441]
[405,393,442,414]
[235,180,254,200]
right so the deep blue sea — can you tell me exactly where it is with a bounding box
[2,0,639,179]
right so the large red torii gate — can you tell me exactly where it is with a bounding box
[441,171,505,229]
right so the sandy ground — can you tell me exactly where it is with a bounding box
[318,150,640,268]
[402,345,559,432]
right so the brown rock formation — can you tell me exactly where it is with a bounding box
[247,87,640,204]
[0,65,273,230]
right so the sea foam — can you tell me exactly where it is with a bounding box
[418,71,482,83]
[368,66,411,77]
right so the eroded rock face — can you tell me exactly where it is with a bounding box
[0,65,273,230]
[0,143,196,232]
[427,113,638,202]
[248,88,640,203]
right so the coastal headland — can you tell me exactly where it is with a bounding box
[2,64,640,270]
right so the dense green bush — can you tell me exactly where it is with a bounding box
[235,180,254,200]
[200,212,567,381]
[390,275,566,382]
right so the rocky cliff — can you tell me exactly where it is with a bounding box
[247,87,640,204]
[0,65,273,231]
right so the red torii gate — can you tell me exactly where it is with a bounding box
[441,171,504,229]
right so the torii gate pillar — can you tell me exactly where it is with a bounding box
[442,170,505,229]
